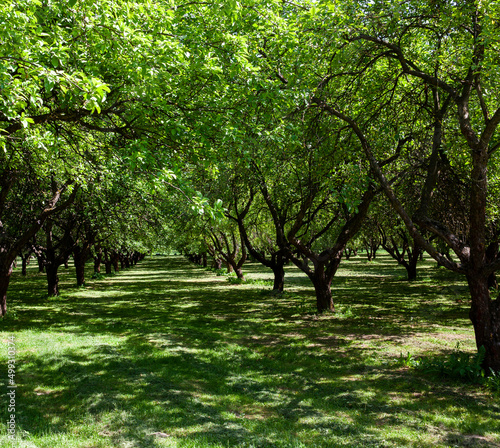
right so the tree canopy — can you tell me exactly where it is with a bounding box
[3,0,500,372]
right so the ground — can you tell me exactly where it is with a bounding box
[0,254,498,448]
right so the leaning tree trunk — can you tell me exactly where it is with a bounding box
[467,274,500,373]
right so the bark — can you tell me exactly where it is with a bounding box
[236,214,287,291]
[46,263,60,296]
[103,248,112,274]
[20,255,30,276]
[0,264,13,316]
[316,27,500,372]
[93,250,102,273]
[344,247,357,260]
[209,230,247,280]
[111,251,120,272]
[123,252,130,268]
[405,258,418,281]
[37,255,45,273]
[73,247,87,287]
[380,228,422,281]
[287,187,376,313]
[467,274,500,372]
[309,271,335,313]
[271,261,285,292]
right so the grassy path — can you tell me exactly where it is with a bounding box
[0,255,499,448]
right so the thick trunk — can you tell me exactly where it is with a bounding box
[467,274,500,373]
[105,261,112,274]
[405,262,417,281]
[406,245,422,281]
[46,264,60,296]
[311,274,334,313]
[272,263,285,292]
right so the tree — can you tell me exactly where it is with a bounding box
[309,0,500,371]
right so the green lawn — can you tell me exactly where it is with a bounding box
[1,254,499,448]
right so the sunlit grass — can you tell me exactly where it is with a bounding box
[0,253,498,447]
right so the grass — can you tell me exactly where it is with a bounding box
[0,253,499,448]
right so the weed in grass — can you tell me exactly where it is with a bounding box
[91,271,106,280]
[335,305,354,319]
[226,277,244,285]
[205,267,232,277]
[485,369,500,393]
[399,344,486,383]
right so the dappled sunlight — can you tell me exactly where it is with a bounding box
[0,255,498,447]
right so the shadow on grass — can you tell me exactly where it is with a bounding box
[1,255,498,448]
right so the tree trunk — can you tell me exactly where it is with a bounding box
[105,260,112,274]
[112,252,120,272]
[103,249,112,274]
[0,265,13,316]
[405,262,417,281]
[272,263,285,292]
[46,264,60,296]
[235,267,244,280]
[310,274,334,313]
[73,249,86,287]
[94,254,102,273]
[21,256,29,276]
[467,274,500,373]
[37,255,45,273]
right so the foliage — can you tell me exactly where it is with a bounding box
[400,344,486,383]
